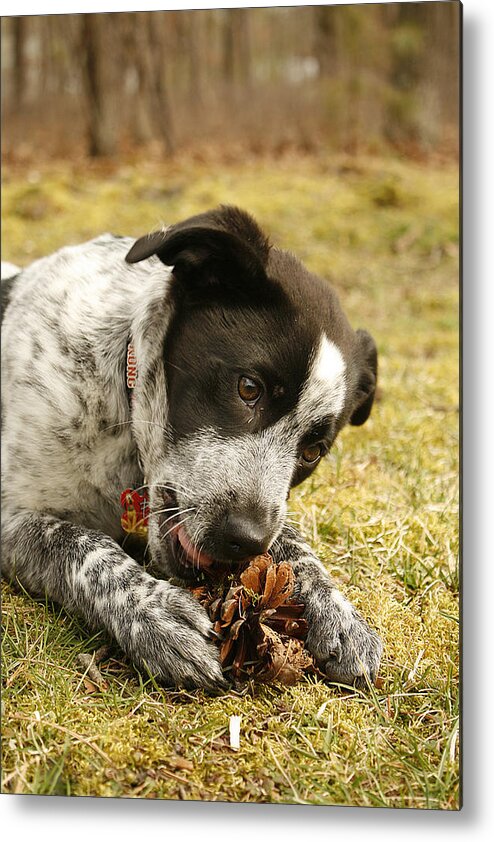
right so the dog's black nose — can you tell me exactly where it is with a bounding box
[222,513,272,560]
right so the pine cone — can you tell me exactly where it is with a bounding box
[191,554,315,686]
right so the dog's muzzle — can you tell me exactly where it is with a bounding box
[157,490,279,578]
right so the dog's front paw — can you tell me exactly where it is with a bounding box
[126,581,226,691]
[305,587,382,688]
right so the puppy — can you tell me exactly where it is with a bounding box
[1,206,382,690]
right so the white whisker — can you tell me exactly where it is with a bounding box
[101,419,169,435]
[129,480,198,500]
[160,514,193,542]
[155,507,195,527]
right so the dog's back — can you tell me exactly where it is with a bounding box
[1,237,149,536]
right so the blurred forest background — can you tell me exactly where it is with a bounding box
[1,2,460,162]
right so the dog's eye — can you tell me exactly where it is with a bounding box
[301,443,323,464]
[238,375,262,405]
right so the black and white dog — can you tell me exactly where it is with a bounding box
[1,206,382,690]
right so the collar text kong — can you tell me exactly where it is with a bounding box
[126,342,138,392]
[121,343,149,537]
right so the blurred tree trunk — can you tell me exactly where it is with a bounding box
[185,13,203,106]
[120,13,153,144]
[135,12,175,156]
[80,14,116,157]
[314,5,338,76]
[426,0,460,124]
[12,17,27,107]
[236,9,251,88]
[390,3,423,92]
[384,3,425,144]
[222,9,251,92]
[223,10,235,83]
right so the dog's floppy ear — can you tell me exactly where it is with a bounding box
[350,329,378,426]
[125,206,270,293]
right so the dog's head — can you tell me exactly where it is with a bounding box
[126,206,377,579]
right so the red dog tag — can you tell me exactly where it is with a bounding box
[120,488,149,537]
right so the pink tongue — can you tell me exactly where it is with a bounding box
[176,525,215,569]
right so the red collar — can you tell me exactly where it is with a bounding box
[121,343,149,535]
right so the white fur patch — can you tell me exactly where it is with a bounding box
[298,332,346,422]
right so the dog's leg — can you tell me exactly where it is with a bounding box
[2,510,225,690]
[271,526,383,687]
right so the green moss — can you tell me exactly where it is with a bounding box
[1,153,459,808]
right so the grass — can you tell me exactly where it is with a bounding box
[1,150,459,808]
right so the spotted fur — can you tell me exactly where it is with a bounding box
[1,207,381,689]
